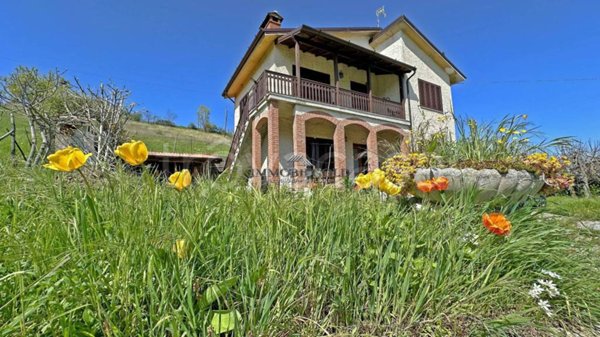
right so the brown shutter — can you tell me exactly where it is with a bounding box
[418,79,443,111]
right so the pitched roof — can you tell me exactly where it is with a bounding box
[277,25,415,75]
[222,14,466,98]
[370,16,466,83]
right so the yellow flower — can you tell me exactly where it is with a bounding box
[512,130,521,135]
[172,239,187,259]
[115,140,148,166]
[169,169,192,191]
[497,139,505,144]
[371,169,386,186]
[499,127,507,133]
[522,114,528,119]
[520,129,527,133]
[354,172,373,190]
[379,179,401,196]
[44,146,92,172]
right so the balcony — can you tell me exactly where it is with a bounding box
[239,70,406,121]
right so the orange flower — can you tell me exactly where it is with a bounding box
[416,176,449,193]
[432,177,449,191]
[416,180,435,193]
[482,212,512,236]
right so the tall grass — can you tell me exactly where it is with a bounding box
[1,164,599,336]
[412,115,572,165]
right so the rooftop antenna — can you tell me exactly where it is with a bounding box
[376,6,386,27]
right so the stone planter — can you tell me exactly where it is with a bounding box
[414,168,545,202]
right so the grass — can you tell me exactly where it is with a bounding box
[124,120,230,156]
[0,114,231,161]
[546,195,600,221]
[0,112,31,161]
[1,164,599,336]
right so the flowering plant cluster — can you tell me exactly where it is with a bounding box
[528,270,562,317]
[378,153,429,194]
[523,153,574,193]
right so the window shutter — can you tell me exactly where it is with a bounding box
[418,79,443,112]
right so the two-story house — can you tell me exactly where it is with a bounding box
[223,12,465,187]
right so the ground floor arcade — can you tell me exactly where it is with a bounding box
[244,100,409,188]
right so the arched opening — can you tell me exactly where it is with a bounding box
[377,128,406,163]
[304,116,337,184]
[344,123,370,177]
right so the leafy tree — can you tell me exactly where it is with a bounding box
[197,105,211,132]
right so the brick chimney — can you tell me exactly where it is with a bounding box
[260,11,284,29]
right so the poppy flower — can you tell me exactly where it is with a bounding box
[354,172,373,190]
[482,212,512,236]
[416,180,435,193]
[44,146,92,172]
[371,169,386,186]
[432,177,449,191]
[115,140,148,166]
[172,239,187,259]
[169,169,192,191]
[379,179,401,196]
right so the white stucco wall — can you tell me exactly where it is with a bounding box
[375,31,456,138]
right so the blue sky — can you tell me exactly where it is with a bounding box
[1,0,598,140]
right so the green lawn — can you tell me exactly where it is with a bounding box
[546,195,600,221]
[0,114,231,162]
[1,165,599,336]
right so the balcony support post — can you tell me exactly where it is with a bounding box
[294,39,301,98]
[367,66,373,112]
[333,54,340,105]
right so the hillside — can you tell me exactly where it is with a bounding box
[0,113,231,161]
[124,120,230,156]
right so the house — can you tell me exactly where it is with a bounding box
[222,12,466,187]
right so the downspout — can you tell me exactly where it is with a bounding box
[405,69,416,148]
[405,69,416,130]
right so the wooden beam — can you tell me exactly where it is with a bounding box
[367,66,373,112]
[295,39,301,97]
[333,54,340,104]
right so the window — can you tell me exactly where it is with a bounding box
[418,79,443,111]
[292,66,331,85]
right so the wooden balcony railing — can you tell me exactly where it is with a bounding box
[240,70,405,120]
[226,70,406,169]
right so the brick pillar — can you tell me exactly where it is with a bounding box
[293,114,306,188]
[367,130,379,170]
[333,124,346,186]
[251,118,262,188]
[267,102,280,185]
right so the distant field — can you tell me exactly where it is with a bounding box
[124,120,230,156]
[0,114,231,161]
